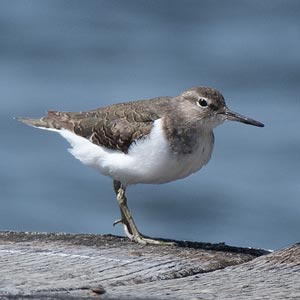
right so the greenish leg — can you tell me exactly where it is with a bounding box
[112,180,174,245]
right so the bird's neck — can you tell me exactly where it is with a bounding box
[162,114,214,155]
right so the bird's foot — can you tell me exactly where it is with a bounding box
[113,219,174,245]
[112,219,123,226]
[131,234,175,246]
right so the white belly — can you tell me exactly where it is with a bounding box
[47,119,214,186]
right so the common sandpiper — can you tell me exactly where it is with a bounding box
[17,86,264,245]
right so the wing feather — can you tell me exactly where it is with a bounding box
[24,96,172,153]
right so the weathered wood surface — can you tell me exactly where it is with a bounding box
[0,231,299,299]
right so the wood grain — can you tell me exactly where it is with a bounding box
[0,231,298,299]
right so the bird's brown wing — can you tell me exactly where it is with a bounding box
[71,112,156,153]
[18,97,172,153]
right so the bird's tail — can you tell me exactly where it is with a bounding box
[16,110,68,130]
[17,109,79,131]
[16,117,50,128]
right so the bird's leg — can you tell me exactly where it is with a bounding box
[112,180,173,245]
[113,180,147,243]
[113,180,134,240]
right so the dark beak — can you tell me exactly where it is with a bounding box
[220,109,264,127]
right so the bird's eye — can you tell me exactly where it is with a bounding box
[197,98,208,107]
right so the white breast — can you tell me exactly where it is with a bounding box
[44,119,214,187]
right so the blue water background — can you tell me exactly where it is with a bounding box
[1,0,299,250]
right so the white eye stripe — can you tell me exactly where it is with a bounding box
[197,98,208,107]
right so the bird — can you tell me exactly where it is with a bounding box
[17,86,264,245]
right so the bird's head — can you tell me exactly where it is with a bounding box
[179,86,264,129]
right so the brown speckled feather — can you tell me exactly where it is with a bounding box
[19,97,172,153]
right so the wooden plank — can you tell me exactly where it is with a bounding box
[0,231,299,299]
